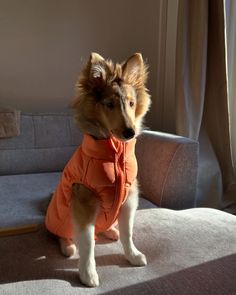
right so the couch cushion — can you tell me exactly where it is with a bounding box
[0,172,156,228]
[0,208,235,294]
[0,113,83,175]
[0,172,61,227]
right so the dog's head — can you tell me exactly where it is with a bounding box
[73,53,151,141]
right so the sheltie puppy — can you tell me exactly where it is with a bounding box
[45,52,151,287]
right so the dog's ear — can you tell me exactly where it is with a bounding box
[88,53,108,90]
[122,53,148,86]
[122,54,151,119]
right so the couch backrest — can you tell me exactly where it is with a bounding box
[0,113,83,175]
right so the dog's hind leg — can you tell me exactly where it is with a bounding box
[72,183,100,287]
[59,237,77,257]
[102,220,120,241]
[103,226,120,241]
[118,180,147,266]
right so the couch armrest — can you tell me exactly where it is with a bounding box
[136,130,199,209]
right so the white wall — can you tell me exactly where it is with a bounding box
[0,0,178,131]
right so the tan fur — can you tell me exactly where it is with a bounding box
[72,183,99,230]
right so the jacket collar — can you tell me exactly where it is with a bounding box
[81,134,136,160]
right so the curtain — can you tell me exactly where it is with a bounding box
[175,0,236,210]
[225,0,236,174]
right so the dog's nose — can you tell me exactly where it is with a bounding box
[122,128,135,139]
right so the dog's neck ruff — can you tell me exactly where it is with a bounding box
[81,134,136,160]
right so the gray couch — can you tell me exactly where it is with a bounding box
[0,113,235,295]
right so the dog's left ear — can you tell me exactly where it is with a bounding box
[122,53,147,85]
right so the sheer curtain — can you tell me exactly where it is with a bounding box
[225,0,236,174]
[175,0,236,210]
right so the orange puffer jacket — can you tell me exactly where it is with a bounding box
[45,134,137,239]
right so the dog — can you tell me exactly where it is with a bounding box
[45,52,151,287]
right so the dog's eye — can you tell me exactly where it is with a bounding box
[129,101,135,107]
[105,102,114,109]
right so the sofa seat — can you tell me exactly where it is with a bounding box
[0,172,156,229]
[1,113,235,294]
[0,172,60,228]
[0,207,235,294]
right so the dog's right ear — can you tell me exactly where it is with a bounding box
[88,53,108,90]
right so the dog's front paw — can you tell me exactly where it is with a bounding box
[126,251,147,266]
[79,267,99,287]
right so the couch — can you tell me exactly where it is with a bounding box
[0,113,235,295]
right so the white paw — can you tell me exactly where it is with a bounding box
[79,268,99,287]
[59,238,77,257]
[103,227,120,241]
[126,251,147,266]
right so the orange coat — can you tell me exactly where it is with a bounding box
[45,134,137,239]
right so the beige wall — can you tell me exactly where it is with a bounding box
[0,0,177,131]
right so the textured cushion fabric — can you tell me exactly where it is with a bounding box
[0,208,235,295]
[0,172,156,229]
[106,255,236,295]
[0,147,78,176]
[0,172,61,228]
[0,113,83,175]
[136,131,199,209]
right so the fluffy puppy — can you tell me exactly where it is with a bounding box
[45,53,151,287]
